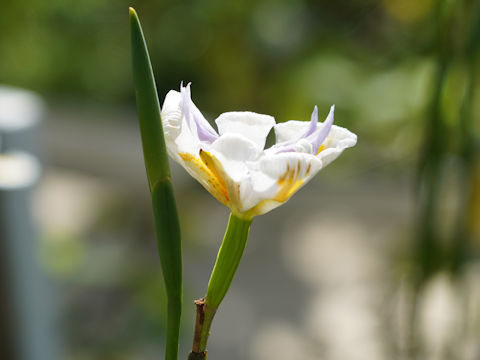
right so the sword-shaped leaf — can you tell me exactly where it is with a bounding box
[129,7,182,360]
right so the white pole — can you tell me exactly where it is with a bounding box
[0,86,60,360]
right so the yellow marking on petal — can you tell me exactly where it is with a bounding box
[316,145,325,155]
[274,160,304,202]
[244,176,304,218]
[240,161,305,218]
[277,163,290,184]
[199,150,228,192]
[179,152,229,205]
[275,179,304,202]
[305,163,312,176]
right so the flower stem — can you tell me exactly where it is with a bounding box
[188,213,252,358]
[206,214,252,309]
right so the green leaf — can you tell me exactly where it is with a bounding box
[130,7,182,360]
[129,7,170,192]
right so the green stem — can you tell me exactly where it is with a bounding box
[205,214,252,309]
[188,213,252,358]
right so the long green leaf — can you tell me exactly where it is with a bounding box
[129,7,170,191]
[129,7,182,360]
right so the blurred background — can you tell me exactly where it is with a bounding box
[0,0,479,359]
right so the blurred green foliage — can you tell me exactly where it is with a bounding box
[2,0,467,176]
[0,0,445,116]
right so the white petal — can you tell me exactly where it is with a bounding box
[256,152,322,187]
[161,90,183,143]
[273,120,308,144]
[317,125,357,167]
[210,133,261,182]
[161,90,200,162]
[211,133,262,162]
[215,111,275,149]
[241,152,323,215]
[207,133,263,213]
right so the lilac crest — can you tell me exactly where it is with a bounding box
[309,105,334,153]
[304,105,318,137]
[180,82,218,143]
[270,105,334,155]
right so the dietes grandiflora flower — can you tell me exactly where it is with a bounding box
[162,83,357,219]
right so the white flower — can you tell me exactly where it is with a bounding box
[161,83,357,219]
